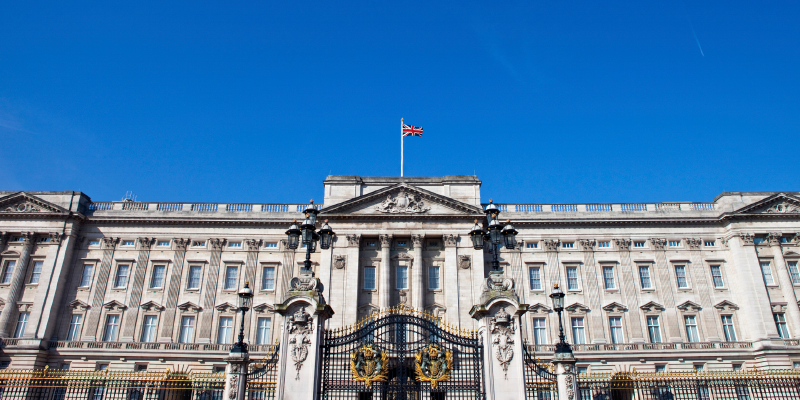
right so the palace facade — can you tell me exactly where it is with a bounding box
[1,175,799,374]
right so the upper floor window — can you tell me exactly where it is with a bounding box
[89,239,101,246]
[192,241,206,248]
[14,312,29,338]
[114,265,130,288]
[141,315,157,342]
[774,313,789,339]
[529,266,542,290]
[187,266,202,290]
[38,237,51,243]
[67,314,82,341]
[602,266,615,289]
[396,240,408,248]
[609,317,623,344]
[217,317,233,344]
[684,315,699,342]
[721,315,737,341]
[633,241,645,248]
[157,241,170,247]
[571,317,586,344]
[675,265,688,288]
[428,240,439,248]
[11,236,24,242]
[122,240,135,247]
[787,261,800,285]
[228,242,242,248]
[753,237,765,244]
[639,266,652,289]
[760,261,775,285]
[262,266,275,290]
[179,316,195,343]
[428,266,440,290]
[532,318,547,344]
[256,317,272,345]
[364,266,376,290]
[150,265,166,288]
[526,242,538,249]
[598,241,610,248]
[397,266,408,289]
[710,265,724,288]
[668,240,680,247]
[224,266,239,290]
[562,242,574,249]
[102,315,120,342]
[80,264,94,287]
[647,316,662,343]
[704,240,716,247]
[29,261,43,284]
[2,261,17,284]
[781,237,790,243]
[264,242,278,248]
[566,267,579,290]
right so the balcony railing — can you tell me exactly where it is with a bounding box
[86,201,321,214]
[526,341,757,354]
[46,340,278,353]
[485,202,718,214]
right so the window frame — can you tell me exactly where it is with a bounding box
[528,265,543,291]
[759,260,776,286]
[721,314,737,342]
[638,264,653,290]
[150,264,167,289]
[608,316,623,344]
[79,262,96,288]
[28,259,44,284]
[565,265,580,291]
[709,264,725,289]
[217,316,234,344]
[684,315,700,342]
[396,265,409,290]
[178,315,195,343]
[140,315,158,342]
[674,265,689,289]
[186,265,203,291]
[774,313,790,339]
[223,265,239,291]
[646,315,662,343]
[102,314,120,342]
[787,260,800,286]
[261,264,276,291]
[532,317,547,345]
[602,265,616,290]
[1,260,17,284]
[113,264,131,289]
[363,266,377,290]
[66,314,83,341]
[570,317,586,344]
[13,312,30,338]
[256,317,272,345]
[428,264,440,290]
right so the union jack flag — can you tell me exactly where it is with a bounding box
[402,124,423,137]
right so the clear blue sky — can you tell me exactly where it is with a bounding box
[1,1,798,204]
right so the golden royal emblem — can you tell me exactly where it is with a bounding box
[414,343,453,388]
[350,344,389,388]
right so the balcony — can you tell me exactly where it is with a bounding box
[45,340,278,355]
[525,341,759,356]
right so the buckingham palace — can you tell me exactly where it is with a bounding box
[1,175,799,377]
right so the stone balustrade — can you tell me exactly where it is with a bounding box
[488,202,717,213]
[525,341,761,355]
[85,202,321,214]
[42,340,278,354]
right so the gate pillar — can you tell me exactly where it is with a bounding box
[552,354,578,400]
[470,270,529,400]
[224,352,249,400]
[273,270,334,400]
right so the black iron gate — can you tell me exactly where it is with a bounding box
[522,344,557,400]
[320,306,485,400]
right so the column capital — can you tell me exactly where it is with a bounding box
[767,232,783,246]
[613,238,631,251]
[378,234,392,247]
[443,234,458,247]
[684,237,702,250]
[21,232,35,246]
[49,232,63,244]
[648,237,666,250]
[137,237,155,250]
[346,234,361,248]
[543,239,560,252]
[578,239,595,251]
[738,232,755,245]
[102,237,119,249]
[174,238,190,250]
[246,239,261,251]
[411,234,425,247]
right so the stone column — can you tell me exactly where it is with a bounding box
[411,234,425,310]
[120,237,155,341]
[579,239,605,344]
[84,237,119,341]
[342,234,361,326]
[769,233,800,338]
[198,238,225,343]
[158,238,189,342]
[443,234,460,326]
[614,239,644,342]
[35,229,80,342]
[727,233,779,341]
[685,237,721,342]
[24,232,66,339]
[649,238,682,342]
[224,352,249,400]
[553,354,579,400]
[378,234,392,309]
[0,232,35,338]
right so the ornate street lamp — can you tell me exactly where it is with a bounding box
[231,282,254,354]
[286,200,335,271]
[468,200,518,270]
[549,283,572,355]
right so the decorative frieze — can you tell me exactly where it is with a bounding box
[649,238,666,250]
[578,239,595,251]
[684,238,702,250]
[346,234,361,247]
[543,239,560,252]
[614,238,631,251]
[739,233,754,245]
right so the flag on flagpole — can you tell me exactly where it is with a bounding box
[402,124,423,137]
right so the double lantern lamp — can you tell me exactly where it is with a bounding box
[285,200,335,271]
[469,199,518,270]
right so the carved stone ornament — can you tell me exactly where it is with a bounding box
[350,344,389,388]
[3,202,42,213]
[762,201,800,214]
[414,343,453,388]
[49,232,63,244]
[639,301,665,313]
[528,303,551,314]
[375,189,431,214]
[288,306,314,379]
[490,308,516,379]
[102,237,119,250]
[103,300,127,311]
[458,255,471,270]
[684,238,702,250]
[614,238,631,251]
[565,363,575,400]
[346,234,361,247]
[767,232,782,246]
[333,255,347,270]
[443,234,458,247]
[227,364,239,400]
[714,300,739,312]
[677,301,702,313]
[720,237,730,248]
[411,234,424,247]
[649,238,667,250]
[398,290,408,305]
[578,239,595,250]
[543,240,560,252]
[739,233,754,245]
[138,237,155,250]
[246,239,261,251]
[209,238,225,250]
[174,238,190,250]
[290,270,318,292]
[485,273,514,292]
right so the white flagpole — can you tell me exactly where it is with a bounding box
[401,118,404,177]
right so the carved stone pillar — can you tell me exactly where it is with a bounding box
[578,239,605,343]
[0,233,35,338]
[120,237,155,341]
[554,356,579,400]
[224,352,249,400]
[443,234,460,326]
[649,238,682,342]
[0,232,8,254]
[343,234,361,326]
[411,234,425,310]
[159,238,189,342]
[684,237,721,342]
[84,237,119,341]
[24,232,64,339]
[378,234,392,309]
[728,233,778,340]
[769,233,800,338]
[614,238,644,342]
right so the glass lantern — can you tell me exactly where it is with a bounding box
[238,281,254,311]
[549,283,565,312]
[501,221,518,249]
[285,220,301,250]
[318,220,334,250]
[469,220,485,250]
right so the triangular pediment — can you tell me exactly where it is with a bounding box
[215,302,239,312]
[177,301,202,312]
[565,302,590,313]
[602,302,627,313]
[0,192,70,215]
[640,301,665,312]
[714,300,739,311]
[677,301,702,312]
[252,303,275,313]
[528,303,552,314]
[68,299,90,310]
[320,184,483,216]
[103,300,127,311]
[140,301,165,311]
[733,193,800,215]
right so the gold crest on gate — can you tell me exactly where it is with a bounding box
[350,344,389,388]
[414,343,453,388]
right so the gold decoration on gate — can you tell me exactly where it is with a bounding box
[350,344,389,388]
[414,343,453,388]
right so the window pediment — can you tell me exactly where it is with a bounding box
[528,303,552,314]
[252,303,275,314]
[602,302,627,313]
[677,301,702,312]
[565,303,590,314]
[640,301,665,313]
[140,301,165,311]
[714,300,739,312]
[103,300,127,311]
[215,302,239,313]
[68,299,90,311]
[177,301,202,312]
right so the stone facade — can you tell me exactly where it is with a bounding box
[0,176,799,374]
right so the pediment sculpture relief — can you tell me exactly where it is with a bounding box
[375,189,431,214]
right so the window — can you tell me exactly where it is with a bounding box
[753,237,764,244]
[794,362,800,369]
[529,266,541,290]
[157,241,170,247]
[364,266,376,290]
[722,315,737,341]
[187,266,202,289]
[79,264,94,287]
[598,241,610,248]
[395,240,406,248]
[150,265,166,288]
[224,266,238,290]
[66,314,83,341]
[262,266,275,290]
[562,242,574,249]
[428,266,440,290]
[2,261,16,284]
[122,240,135,246]
[213,366,226,373]
[38,236,50,243]
[684,315,699,342]
[647,316,661,343]
[428,240,439,247]
[29,261,43,284]
[788,261,800,285]
[710,265,724,288]
[96,363,108,371]
[603,266,615,289]
[135,364,148,372]
[733,364,743,371]
[675,266,688,288]
[141,315,157,342]
[397,266,408,289]
[760,261,775,285]
[114,265,130,288]
[217,317,233,344]
[89,240,101,246]
[179,316,195,343]
[609,317,623,344]
[192,241,206,247]
[633,241,645,248]
[774,313,789,339]
[256,318,272,345]
[264,242,278,248]
[365,241,376,247]
[694,363,704,371]
[571,317,586,344]
[578,366,588,374]
[526,242,538,249]
[704,240,716,247]
[655,365,666,373]
[60,363,70,370]
[566,267,579,290]
[533,318,547,344]
[13,312,29,338]
[228,242,242,248]
[668,240,680,247]
[102,315,120,342]
[639,266,652,289]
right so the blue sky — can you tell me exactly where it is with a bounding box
[1,1,798,204]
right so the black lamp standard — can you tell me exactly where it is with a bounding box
[285,200,335,271]
[468,200,519,269]
[549,283,572,355]
[231,282,254,354]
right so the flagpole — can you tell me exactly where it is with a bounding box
[400,118,404,177]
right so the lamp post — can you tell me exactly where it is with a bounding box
[285,200,335,271]
[549,283,572,355]
[468,199,518,270]
[231,281,254,354]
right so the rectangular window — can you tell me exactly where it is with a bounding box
[396,240,407,247]
[141,315,157,342]
[114,265,130,288]
[562,242,574,249]
[365,241,376,247]
[428,241,439,248]
[29,261,43,284]
[2,261,16,284]
[264,242,277,248]
[675,266,688,288]
[262,266,275,290]
[655,365,666,373]
[685,315,699,342]
[122,240,135,246]
[89,240,101,246]
[760,261,775,285]
[192,241,206,247]
[67,314,83,341]
[217,317,233,344]
[102,315,120,342]
[753,237,765,244]
[598,241,610,248]
[788,261,800,285]
[609,317,623,344]
[571,317,585,344]
[364,266,376,290]
[704,240,716,247]
[157,241,170,247]
[710,265,724,288]
[79,264,93,287]
[526,242,538,249]
[722,315,737,341]
[533,318,547,344]
[150,265,166,288]
[566,267,579,290]
[428,266,440,290]
[14,312,29,338]
[187,266,202,289]
[603,266,615,289]
[774,313,789,339]
[669,240,680,247]
[633,241,645,248]
[224,266,238,290]
[529,266,541,290]
[228,242,242,248]
[179,316,195,343]
[639,266,652,289]
[397,266,408,289]
[256,317,272,345]
[647,316,662,343]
